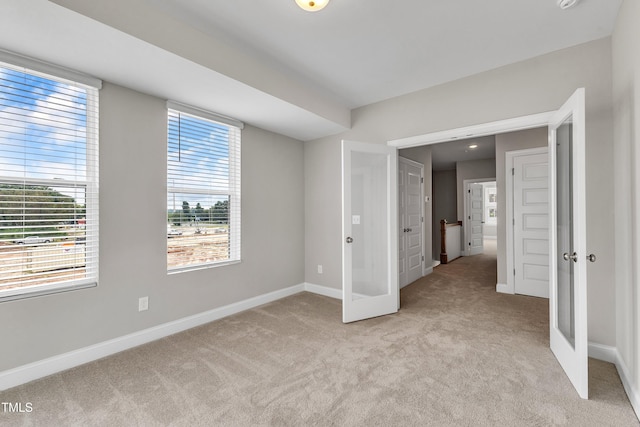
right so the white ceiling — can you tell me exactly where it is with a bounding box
[151,0,622,108]
[0,0,623,141]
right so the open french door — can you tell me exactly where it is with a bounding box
[548,88,590,399]
[342,140,399,323]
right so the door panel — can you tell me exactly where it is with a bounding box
[514,151,549,298]
[343,140,398,323]
[399,157,423,288]
[548,88,588,399]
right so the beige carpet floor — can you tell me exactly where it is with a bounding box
[1,251,637,426]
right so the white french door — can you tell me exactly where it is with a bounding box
[342,140,399,323]
[548,88,590,399]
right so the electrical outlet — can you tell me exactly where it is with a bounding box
[317,264,323,274]
[138,296,149,312]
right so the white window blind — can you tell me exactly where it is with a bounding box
[167,105,241,272]
[0,59,99,301]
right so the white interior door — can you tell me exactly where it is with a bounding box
[514,149,549,298]
[399,157,423,288]
[342,140,399,323]
[466,183,484,255]
[548,88,589,399]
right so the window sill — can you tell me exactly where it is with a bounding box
[168,259,241,275]
[0,280,97,303]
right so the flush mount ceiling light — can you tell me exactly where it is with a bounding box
[468,144,478,149]
[295,0,330,12]
[557,0,579,10]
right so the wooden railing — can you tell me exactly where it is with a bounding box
[440,219,463,264]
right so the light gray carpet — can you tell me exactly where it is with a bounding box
[1,251,637,426]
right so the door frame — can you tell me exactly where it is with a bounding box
[398,156,425,287]
[463,178,495,256]
[503,146,549,295]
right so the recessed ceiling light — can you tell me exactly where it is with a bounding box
[557,0,578,10]
[295,0,330,12]
[468,144,478,149]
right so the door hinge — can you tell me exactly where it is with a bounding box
[513,268,516,276]
[512,168,515,176]
[422,255,424,261]
[468,189,471,193]
[512,218,515,225]
[421,217,424,223]
[468,215,471,220]
[469,242,471,246]
[421,177,424,183]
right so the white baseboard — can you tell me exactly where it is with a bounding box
[424,266,434,276]
[613,348,640,420]
[496,283,512,294]
[431,260,441,268]
[0,283,305,391]
[588,342,617,363]
[303,282,342,300]
[587,342,639,421]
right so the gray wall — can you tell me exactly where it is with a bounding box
[304,37,615,346]
[0,82,305,372]
[432,170,457,260]
[399,146,433,268]
[494,128,548,287]
[612,0,640,398]
[455,158,496,223]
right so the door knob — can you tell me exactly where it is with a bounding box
[563,252,578,262]
[587,254,596,262]
[346,237,353,244]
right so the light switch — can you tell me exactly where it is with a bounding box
[352,215,361,225]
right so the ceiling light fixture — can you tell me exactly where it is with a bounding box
[295,0,330,12]
[557,0,578,10]
[468,144,478,149]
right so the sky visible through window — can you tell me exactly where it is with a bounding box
[0,65,88,203]
[167,111,231,220]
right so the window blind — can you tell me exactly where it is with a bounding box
[0,60,99,299]
[167,106,241,271]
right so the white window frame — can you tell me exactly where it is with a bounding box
[0,50,101,302]
[166,101,242,273]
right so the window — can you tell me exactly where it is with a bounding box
[167,102,242,272]
[0,53,100,301]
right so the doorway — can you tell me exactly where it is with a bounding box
[463,178,496,257]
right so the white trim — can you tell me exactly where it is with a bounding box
[167,100,244,129]
[505,147,549,298]
[0,283,305,391]
[304,282,342,300]
[423,266,434,276]
[431,260,441,269]
[496,283,512,294]
[615,349,640,421]
[0,48,102,89]
[588,342,617,363]
[388,112,555,148]
[587,343,639,420]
